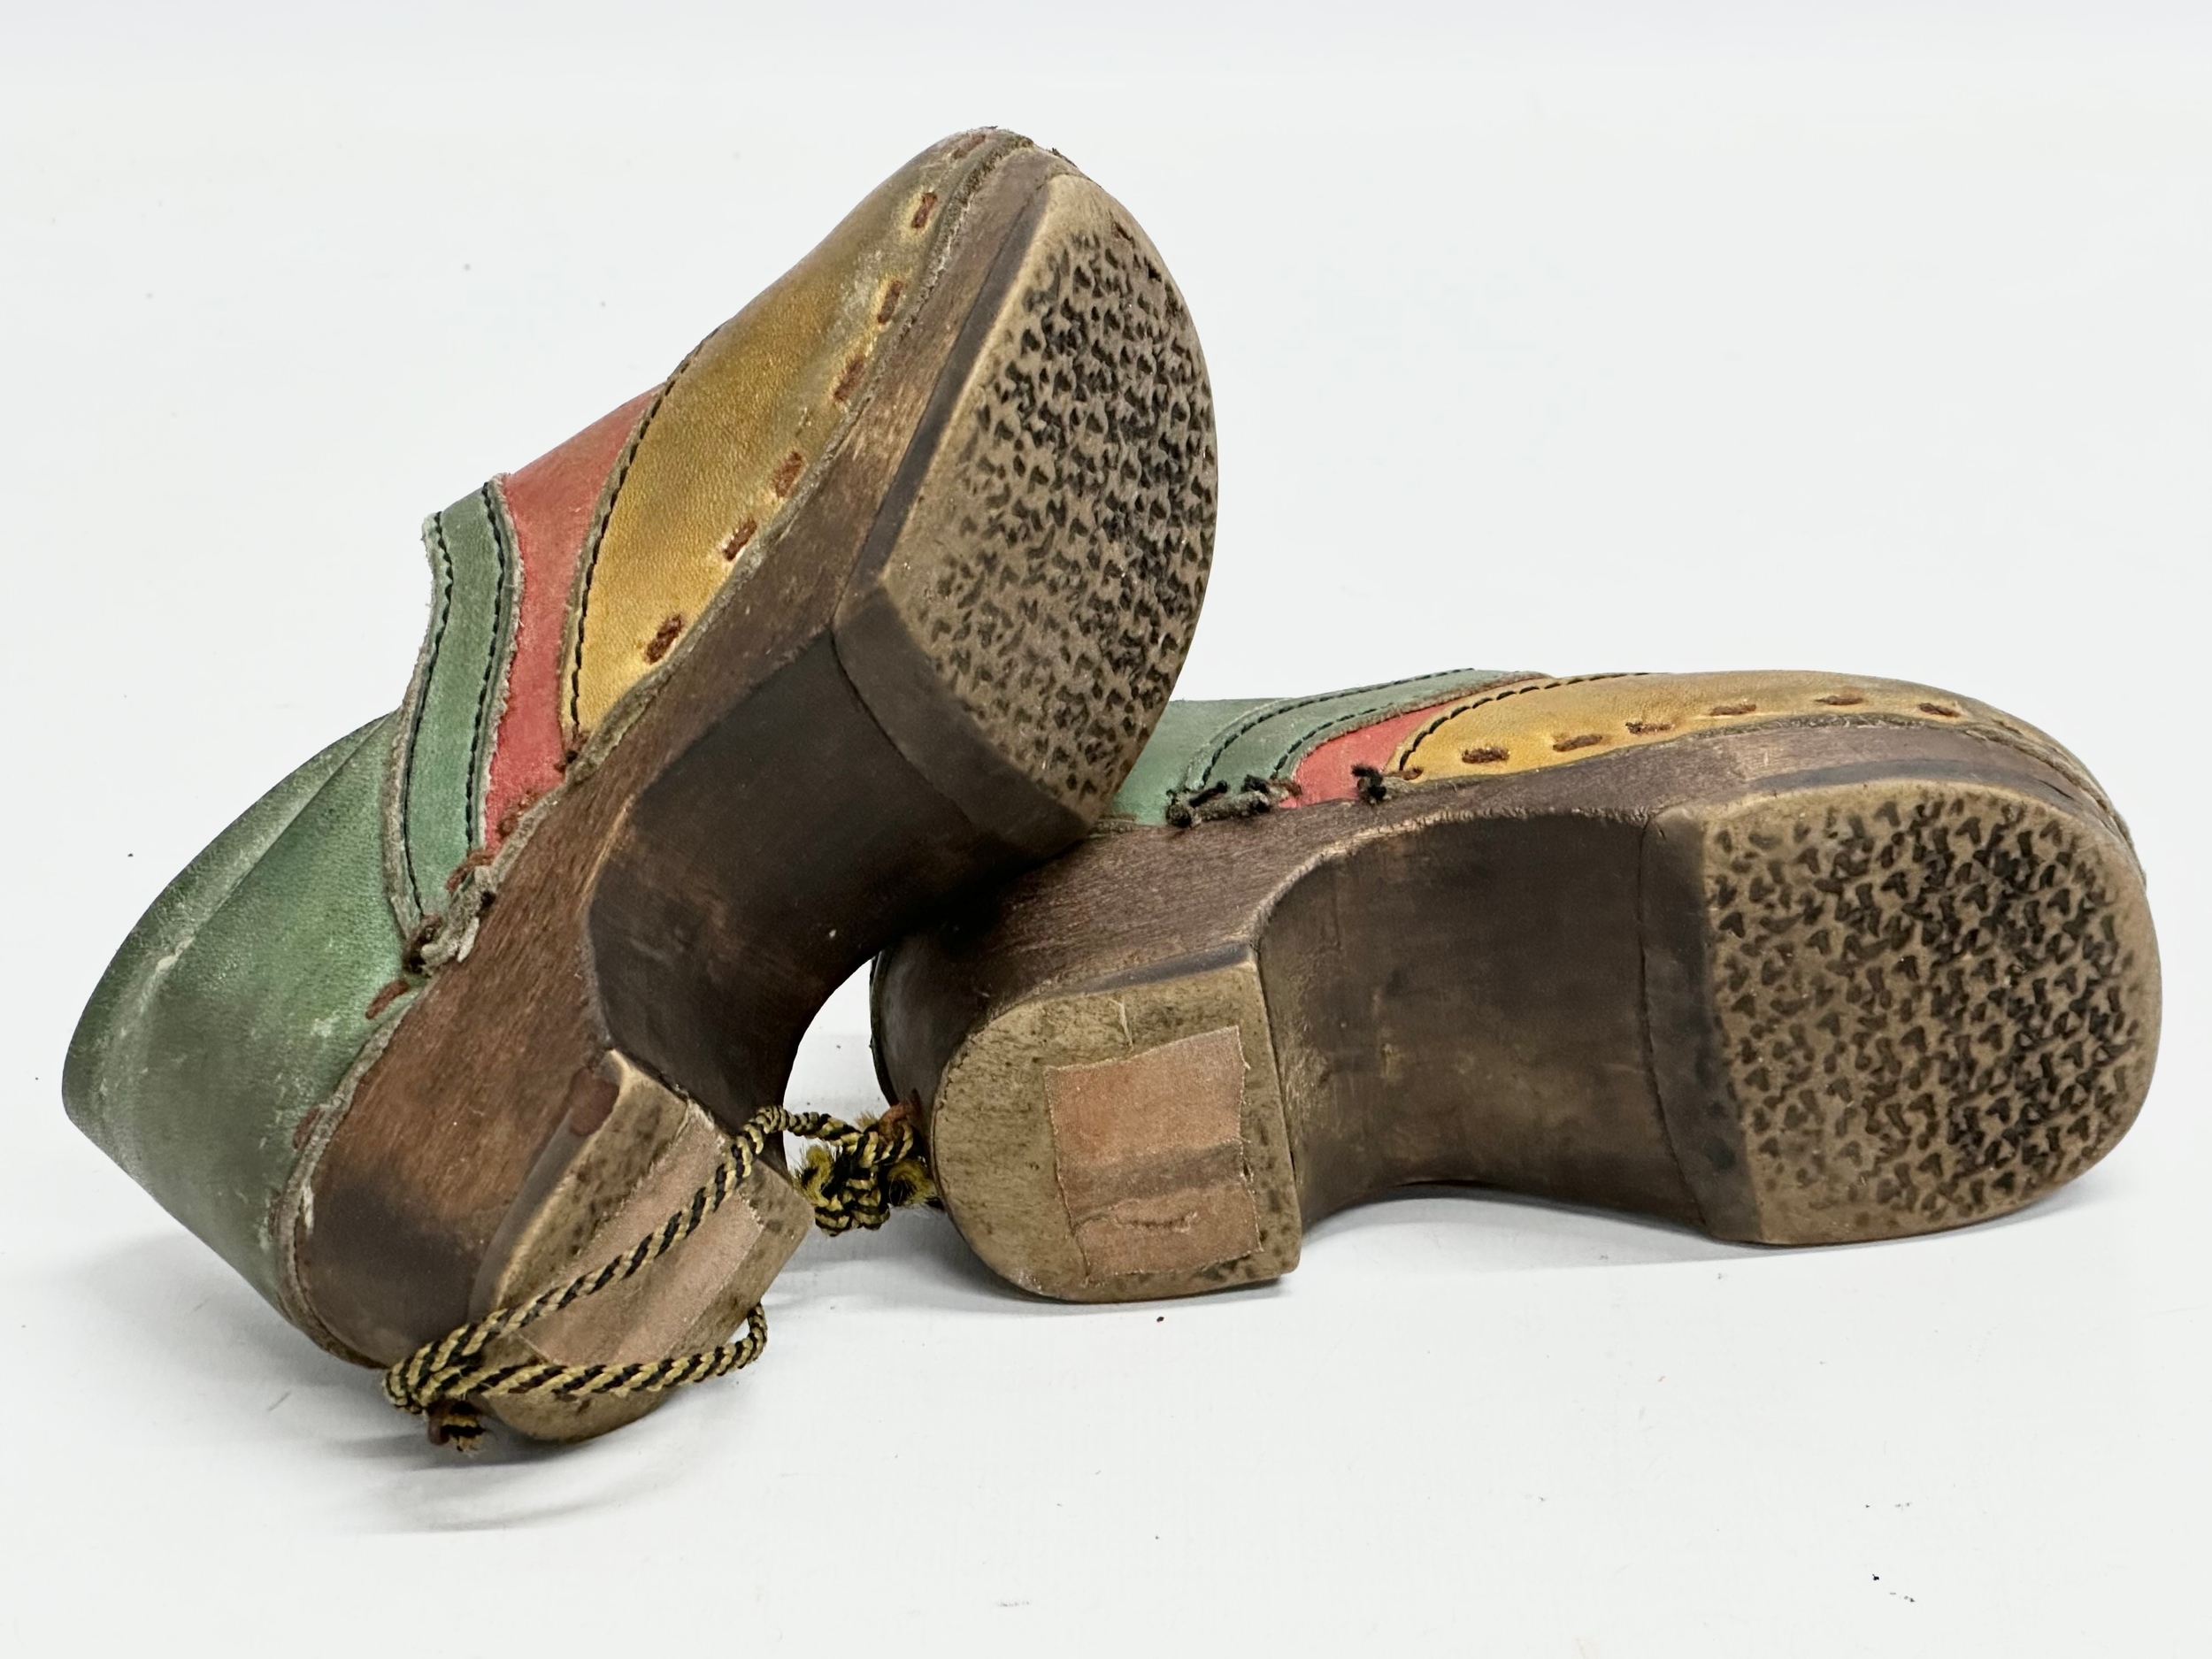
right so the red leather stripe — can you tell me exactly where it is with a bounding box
[1289,696,1465,806]
[484,390,655,846]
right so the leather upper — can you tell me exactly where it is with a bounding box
[62,130,1036,1325]
[1108,667,2112,826]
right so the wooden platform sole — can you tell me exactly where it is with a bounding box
[875,721,2160,1302]
[285,146,1216,1434]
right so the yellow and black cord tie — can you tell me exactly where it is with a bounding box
[381,1102,935,1449]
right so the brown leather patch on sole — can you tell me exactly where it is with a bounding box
[1044,1026,1256,1279]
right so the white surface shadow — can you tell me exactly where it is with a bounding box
[1302,1183,1756,1273]
[52,1231,802,1532]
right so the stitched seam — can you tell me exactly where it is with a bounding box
[398,510,457,913]
[1191,685,1383,785]
[1392,672,1642,767]
[565,376,681,736]
[560,136,1035,767]
[1185,673,1465,793]
[465,482,513,846]
[477,474,526,839]
[1259,672,1546,780]
[562,137,1028,749]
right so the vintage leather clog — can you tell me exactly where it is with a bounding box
[66,129,1217,1438]
[872,669,2159,1302]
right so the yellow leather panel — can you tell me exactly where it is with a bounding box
[1394,671,2080,787]
[566,130,1023,738]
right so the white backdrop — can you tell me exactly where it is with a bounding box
[3,4,2205,1653]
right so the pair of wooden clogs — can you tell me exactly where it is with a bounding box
[66,131,2159,1445]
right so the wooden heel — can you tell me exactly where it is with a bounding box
[926,950,1299,1302]
[462,1054,810,1441]
[288,138,1216,1401]
[879,706,2160,1302]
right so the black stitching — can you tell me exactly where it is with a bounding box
[1256,672,1543,780]
[1187,680,1411,790]
[398,511,456,914]
[465,483,514,848]
[1393,672,1640,766]
[1187,672,1545,797]
[566,378,681,736]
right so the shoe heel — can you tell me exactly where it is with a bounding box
[294,144,1217,1375]
[1644,770,2161,1245]
[834,165,1216,858]
[465,1052,811,1441]
[923,947,1300,1302]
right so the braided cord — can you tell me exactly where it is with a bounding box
[383,1102,933,1448]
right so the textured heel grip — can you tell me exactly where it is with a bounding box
[1669,779,2159,1244]
[839,170,1216,851]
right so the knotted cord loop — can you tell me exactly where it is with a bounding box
[383,1101,933,1449]
[791,1102,937,1233]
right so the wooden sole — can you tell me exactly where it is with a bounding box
[284,145,1217,1434]
[874,720,2161,1302]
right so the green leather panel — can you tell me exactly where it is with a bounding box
[398,486,517,915]
[1107,700,1270,823]
[64,718,413,1310]
[1199,669,1528,790]
[1106,672,1530,824]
